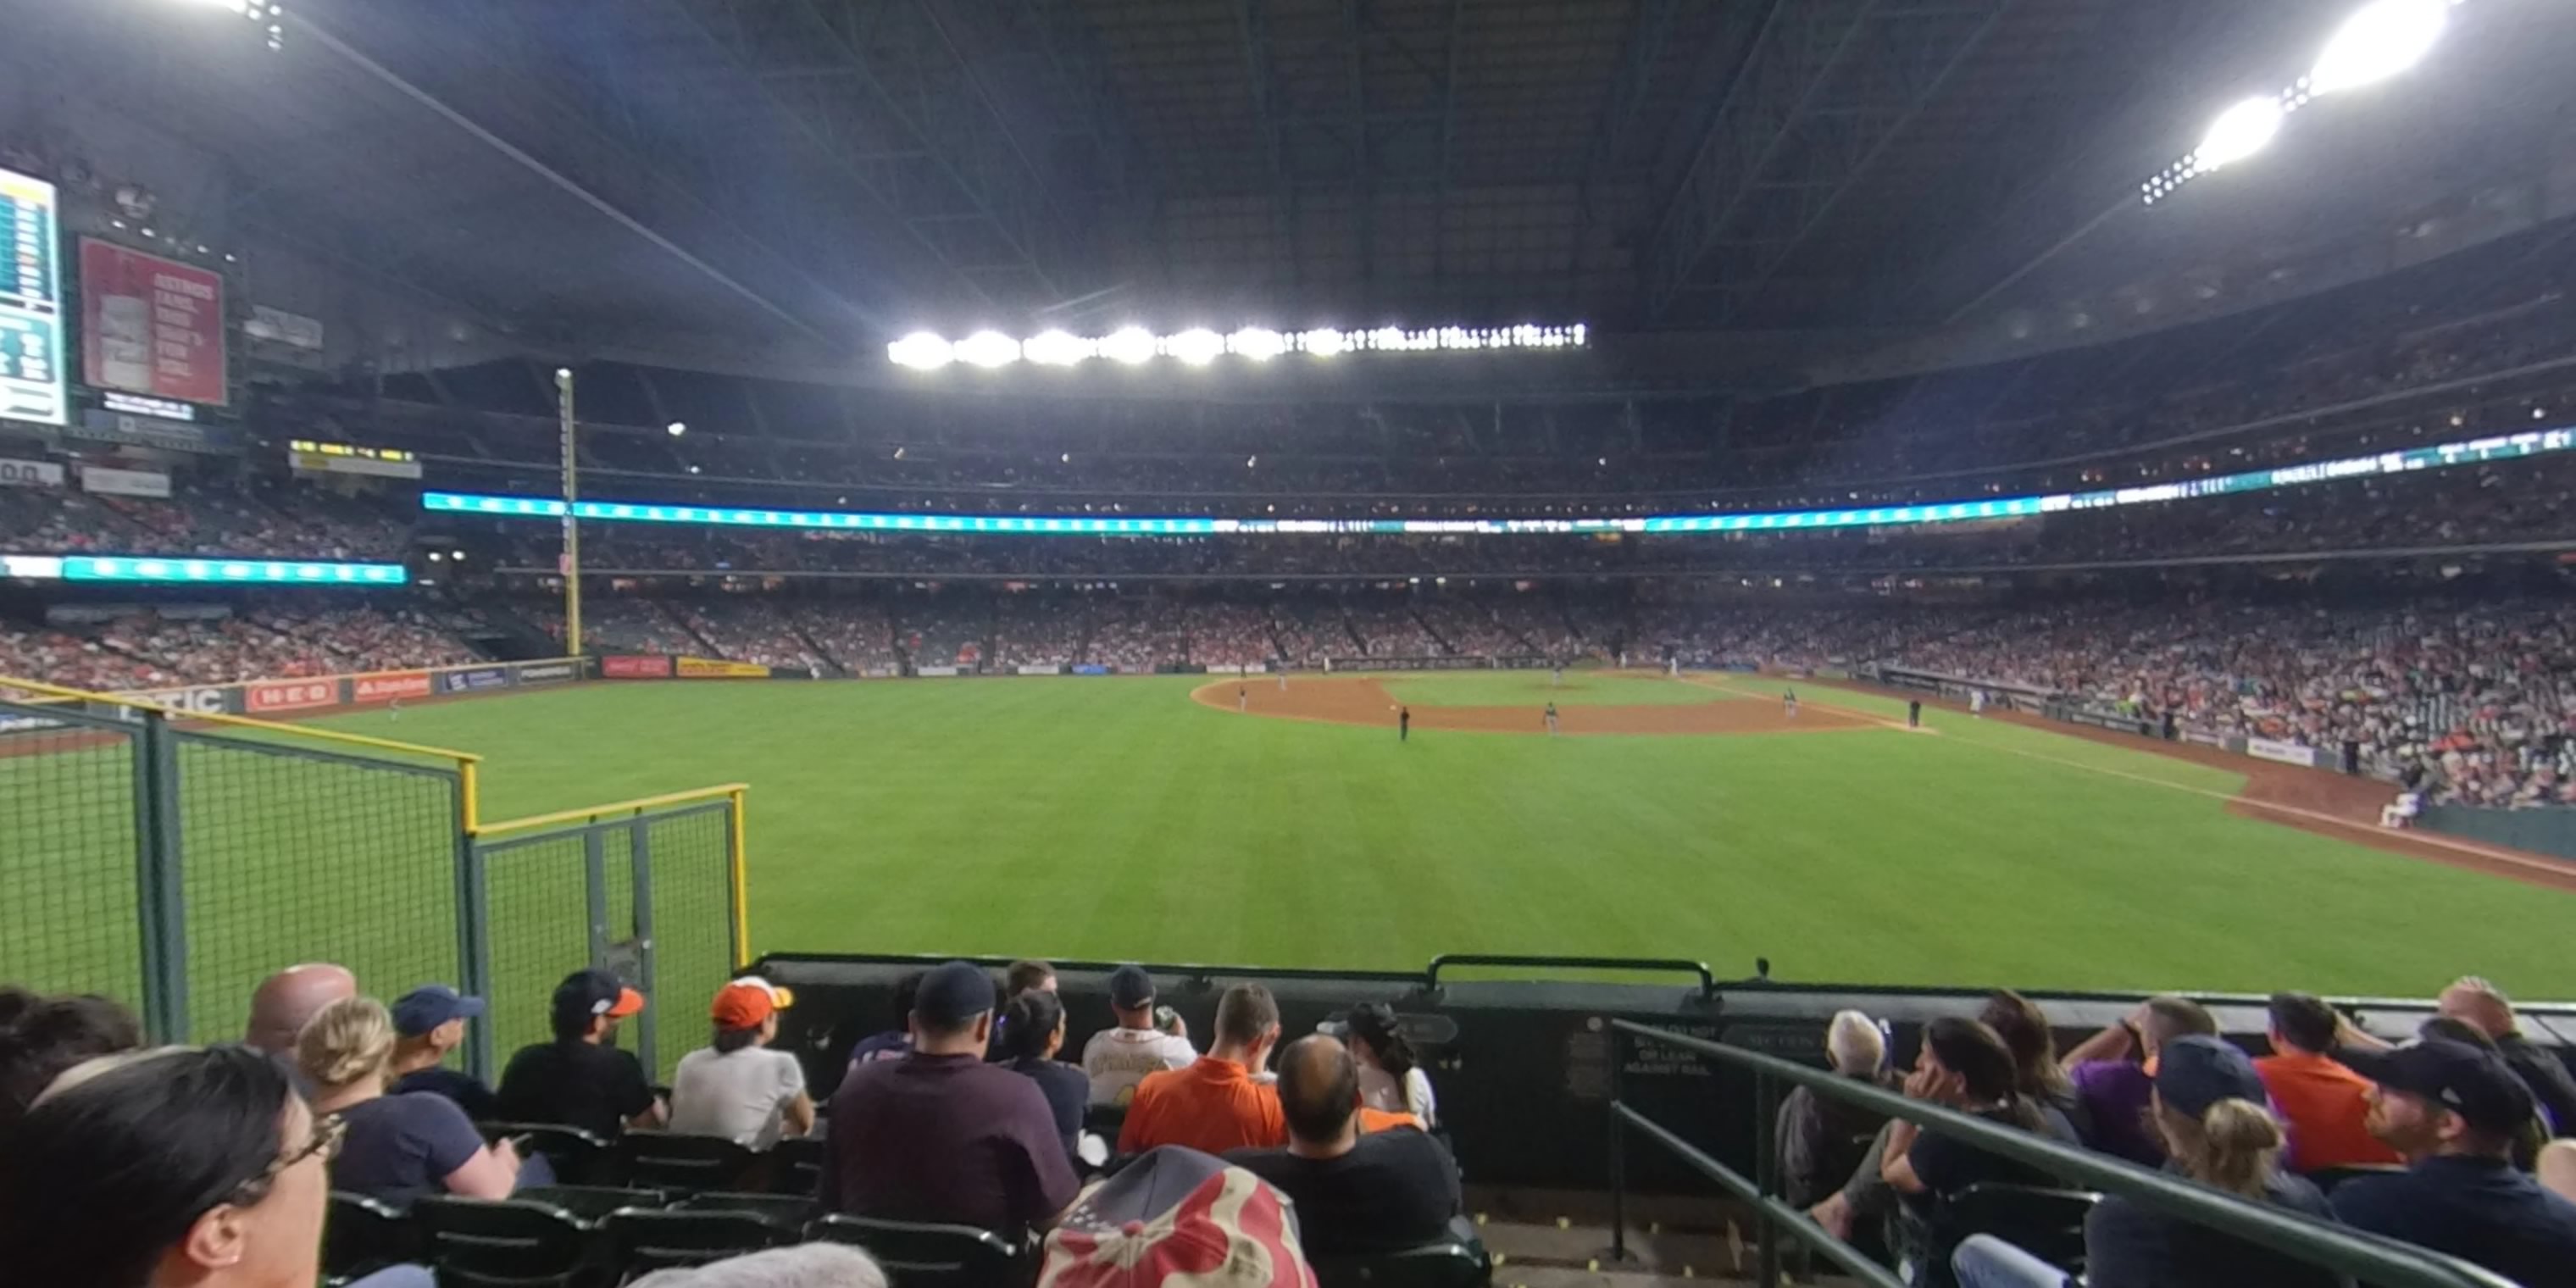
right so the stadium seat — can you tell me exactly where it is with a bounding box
[480,1122,612,1185]
[677,1190,821,1228]
[808,1213,1031,1288]
[1936,1183,2101,1273]
[1310,1235,1492,1288]
[769,1135,827,1195]
[618,1130,760,1193]
[512,1185,670,1224]
[413,1196,611,1288]
[323,1191,419,1285]
[603,1207,791,1277]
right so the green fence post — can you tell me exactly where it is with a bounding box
[630,819,660,1078]
[131,712,188,1045]
[455,819,496,1084]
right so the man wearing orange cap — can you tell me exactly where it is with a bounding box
[496,968,665,1139]
[671,978,815,1149]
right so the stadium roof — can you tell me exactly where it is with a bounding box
[12,0,2574,379]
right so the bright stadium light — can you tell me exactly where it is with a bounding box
[1101,327,1157,365]
[2194,97,2285,172]
[1022,330,1093,366]
[954,330,1022,368]
[1228,327,1286,361]
[2312,0,2450,94]
[887,332,954,369]
[1163,328,1224,366]
[665,421,686,437]
[1302,328,1349,357]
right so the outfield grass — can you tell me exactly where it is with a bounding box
[255,675,2576,998]
[1380,673,1733,707]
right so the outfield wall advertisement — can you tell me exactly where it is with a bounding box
[0,658,590,730]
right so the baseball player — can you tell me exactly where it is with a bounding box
[1783,688,1798,719]
[1544,702,1560,736]
[1237,685,1248,713]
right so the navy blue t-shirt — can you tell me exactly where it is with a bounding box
[391,1066,498,1122]
[1006,1056,1091,1165]
[2331,1154,2576,1288]
[330,1092,488,1205]
[2085,1170,2344,1288]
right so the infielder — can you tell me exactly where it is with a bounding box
[1544,702,1560,736]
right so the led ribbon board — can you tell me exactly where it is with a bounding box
[1,554,408,585]
[425,427,2574,541]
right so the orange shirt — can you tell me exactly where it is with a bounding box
[2255,1050,2401,1172]
[1119,1058,1287,1155]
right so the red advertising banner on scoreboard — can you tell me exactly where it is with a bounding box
[79,239,228,407]
[602,654,674,679]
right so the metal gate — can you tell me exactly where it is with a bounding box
[467,788,748,1080]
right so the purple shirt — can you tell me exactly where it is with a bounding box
[2069,1059,2162,1165]
[824,1052,1079,1232]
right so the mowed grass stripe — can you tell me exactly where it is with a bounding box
[216,675,2574,998]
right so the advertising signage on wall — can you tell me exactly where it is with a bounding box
[79,238,228,408]
[0,168,66,427]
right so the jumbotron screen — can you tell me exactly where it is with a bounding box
[0,166,66,427]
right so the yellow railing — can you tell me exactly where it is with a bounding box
[473,783,754,969]
[3,675,752,967]
[1,673,488,825]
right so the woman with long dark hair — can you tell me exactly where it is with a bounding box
[1341,1002,1437,1128]
[0,1045,337,1288]
[998,988,1088,1165]
[1978,991,2089,1146]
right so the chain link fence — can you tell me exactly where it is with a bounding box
[0,693,746,1074]
[0,702,147,1004]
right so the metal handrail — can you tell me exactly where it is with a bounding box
[1607,1019,2520,1288]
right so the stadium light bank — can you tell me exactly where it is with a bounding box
[2141,0,2461,206]
[887,325,1588,371]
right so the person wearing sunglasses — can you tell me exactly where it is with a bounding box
[0,1044,340,1288]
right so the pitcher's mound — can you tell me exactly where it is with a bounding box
[1192,677,1873,737]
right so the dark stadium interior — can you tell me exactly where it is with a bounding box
[8,2,2576,1287]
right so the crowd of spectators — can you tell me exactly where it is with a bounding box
[0,602,480,691]
[6,943,2576,1288]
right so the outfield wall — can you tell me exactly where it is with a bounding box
[0,656,586,730]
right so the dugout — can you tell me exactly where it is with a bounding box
[754,952,2576,1195]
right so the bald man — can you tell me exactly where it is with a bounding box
[1224,1035,1459,1257]
[2440,976,2576,1135]
[245,963,358,1054]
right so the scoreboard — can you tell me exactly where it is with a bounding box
[0,167,65,426]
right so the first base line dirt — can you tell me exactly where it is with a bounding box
[1191,676,1873,737]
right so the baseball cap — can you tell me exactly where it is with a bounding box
[1108,964,1158,1011]
[1041,1146,1315,1288]
[711,977,794,1030]
[2153,1035,2268,1118]
[913,961,997,1029]
[552,969,646,1028]
[2340,1038,2536,1135]
[391,985,486,1038]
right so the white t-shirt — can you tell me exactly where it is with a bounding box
[1081,1026,1197,1105]
[1357,1064,1437,1128]
[669,1045,806,1149]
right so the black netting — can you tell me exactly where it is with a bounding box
[173,731,461,1045]
[647,804,737,1081]
[0,705,144,1002]
[480,832,594,1064]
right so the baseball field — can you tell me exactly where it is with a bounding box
[261,670,2576,998]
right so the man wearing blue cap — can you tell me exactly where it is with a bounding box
[2331,1038,2576,1285]
[389,984,497,1120]
[824,960,1078,1233]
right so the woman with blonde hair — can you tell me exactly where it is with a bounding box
[1951,1035,2343,1288]
[297,997,520,1203]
